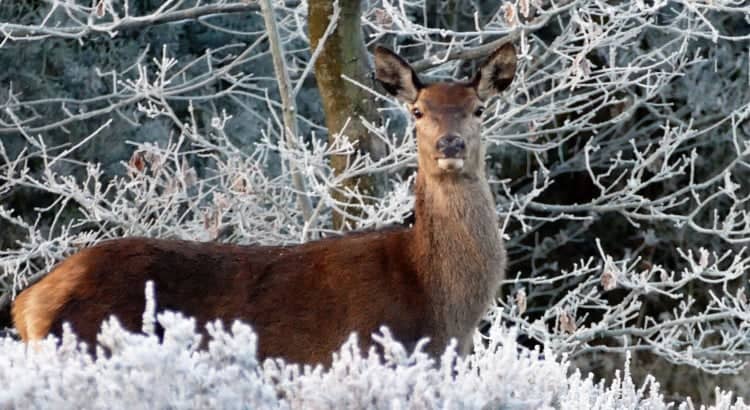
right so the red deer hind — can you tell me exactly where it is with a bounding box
[12,44,517,365]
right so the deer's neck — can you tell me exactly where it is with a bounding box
[410,172,506,352]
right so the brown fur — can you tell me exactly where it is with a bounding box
[15,231,430,364]
[12,45,516,365]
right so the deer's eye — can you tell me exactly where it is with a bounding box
[474,106,485,117]
[412,107,423,119]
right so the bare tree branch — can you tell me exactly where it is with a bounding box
[259,0,313,222]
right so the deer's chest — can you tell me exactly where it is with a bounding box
[421,205,506,350]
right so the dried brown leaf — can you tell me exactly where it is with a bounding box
[95,0,106,18]
[503,3,517,27]
[515,289,527,315]
[128,151,145,175]
[559,310,577,334]
[601,270,617,291]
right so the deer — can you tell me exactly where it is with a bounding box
[12,43,517,365]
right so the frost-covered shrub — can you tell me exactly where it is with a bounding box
[1,305,745,409]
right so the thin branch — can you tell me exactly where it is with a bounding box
[259,0,313,222]
[0,1,300,41]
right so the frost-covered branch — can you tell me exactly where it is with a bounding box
[259,0,313,221]
[0,1,299,43]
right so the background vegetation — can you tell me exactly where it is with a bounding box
[1,0,749,404]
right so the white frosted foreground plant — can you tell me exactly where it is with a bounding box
[0,302,745,409]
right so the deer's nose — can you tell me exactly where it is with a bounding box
[436,135,466,158]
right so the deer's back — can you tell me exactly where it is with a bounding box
[12,228,430,364]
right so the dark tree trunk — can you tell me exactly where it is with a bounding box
[308,0,381,229]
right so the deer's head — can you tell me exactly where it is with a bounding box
[375,44,517,179]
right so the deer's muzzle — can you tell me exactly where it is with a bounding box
[436,135,466,171]
[436,135,465,158]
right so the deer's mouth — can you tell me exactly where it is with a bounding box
[437,158,465,172]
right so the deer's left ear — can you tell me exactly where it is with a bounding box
[472,43,517,101]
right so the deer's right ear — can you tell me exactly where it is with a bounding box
[374,46,422,103]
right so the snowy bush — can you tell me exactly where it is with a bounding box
[2,0,750,404]
[1,301,746,409]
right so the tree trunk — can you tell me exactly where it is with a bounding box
[308,0,380,230]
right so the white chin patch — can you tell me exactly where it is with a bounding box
[437,158,464,171]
